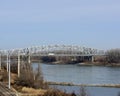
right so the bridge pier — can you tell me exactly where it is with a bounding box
[92,56,94,62]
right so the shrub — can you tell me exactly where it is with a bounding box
[15,62,48,89]
[43,89,75,96]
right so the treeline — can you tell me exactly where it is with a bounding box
[40,48,120,65]
[105,49,120,63]
[95,48,120,65]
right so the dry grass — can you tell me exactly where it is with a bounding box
[21,87,46,95]
[11,72,17,84]
[43,89,77,96]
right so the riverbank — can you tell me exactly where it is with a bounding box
[0,69,46,96]
[41,61,120,67]
[77,62,120,67]
[48,81,120,88]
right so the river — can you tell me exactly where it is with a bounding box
[32,63,120,96]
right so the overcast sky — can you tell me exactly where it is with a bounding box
[0,0,120,50]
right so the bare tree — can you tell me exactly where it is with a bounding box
[106,49,120,63]
[16,52,48,89]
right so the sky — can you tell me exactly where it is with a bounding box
[0,0,120,50]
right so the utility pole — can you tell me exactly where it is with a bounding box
[0,54,1,70]
[28,55,31,64]
[7,53,9,72]
[28,49,31,64]
[18,51,20,77]
[8,54,11,89]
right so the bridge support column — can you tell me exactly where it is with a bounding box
[82,56,84,62]
[92,56,94,62]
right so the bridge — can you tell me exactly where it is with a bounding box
[0,45,105,66]
[0,44,105,68]
[0,45,104,56]
[0,45,105,65]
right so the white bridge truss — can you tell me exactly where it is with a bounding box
[0,45,105,56]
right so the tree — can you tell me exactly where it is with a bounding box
[106,49,120,63]
[16,52,48,89]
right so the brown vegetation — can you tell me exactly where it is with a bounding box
[106,49,120,63]
[14,63,48,90]
[0,69,8,82]
[21,87,46,95]
[42,87,88,96]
